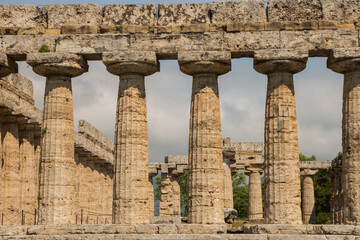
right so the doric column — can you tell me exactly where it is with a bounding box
[328,48,360,225]
[254,49,307,224]
[160,166,173,216]
[300,169,318,224]
[223,158,233,208]
[19,129,36,225]
[27,53,88,225]
[1,122,21,225]
[171,175,181,216]
[178,51,231,224]
[103,51,158,224]
[93,162,103,222]
[245,167,263,221]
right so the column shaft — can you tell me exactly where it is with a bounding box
[188,74,224,224]
[302,175,316,224]
[160,174,173,216]
[248,171,263,221]
[172,175,181,216]
[342,70,360,223]
[223,160,233,208]
[264,72,302,224]
[148,176,155,217]
[113,74,149,224]
[1,123,20,225]
[38,76,76,224]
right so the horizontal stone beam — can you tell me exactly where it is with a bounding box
[300,161,331,170]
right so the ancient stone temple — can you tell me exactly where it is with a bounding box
[0,0,359,238]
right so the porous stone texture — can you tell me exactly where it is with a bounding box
[160,173,173,216]
[27,53,88,225]
[103,51,158,224]
[43,4,103,29]
[178,51,231,224]
[0,5,45,28]
[254,50,307,224]
[103,4,156,26]
[328,48,360,225]
[171,176,181,216]
[210,0,266,24]
[330,155,343,224]
[267,0,322,21]
[0,54,17,78]
[246,168,263,221]
[322,0,360,23]
[224,207,237,224]
[150,216,182,224]
[301,170,317,224]
[0,123,21,225]
[223,160,233,208]
[158,4,210,26]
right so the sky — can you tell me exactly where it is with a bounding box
[4,0,344,163]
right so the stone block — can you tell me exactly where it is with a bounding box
[103,4,156,26]
[44,29,61,36]
[318,20,338,30]
[180,24,210,33]
[103,51,157,66]
[284,21,318,30]
[78,120,114,153]
[150,216,182,224]
[135,224,158,234]
[244,22,265,31]
[61,25,80,34]
[178,51,231,63]
[17,27,45,35]
[0,5,45,28]
[322,0,360,23]
[158,224,178,234]
[43,4,103,29]
[268,0,322,21]
[0,54,18,77]
[158,4,210,26]
[177,224,227,234]
[227,23,245,32]
[265,22,286,31]
[100,25,117,34]
[2,73,33,98]
[79,25,99,34]
[338,23,356,29]
[209,24,226,32]
[211,1,266,24]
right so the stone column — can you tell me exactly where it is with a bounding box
[93,162,102,223]
[148,176,155,217]
[160,168,173,216]
[245,167,263,221]
[19,129,37,225]
[254,50,308,224]
[328,48,360,225]
[300,169,318,224]
[178,51,231,224]
[27,53,88,225]
[223,158,233,208]
[1,122,21,225]
[103,51,158,224]
[171,175,181,216]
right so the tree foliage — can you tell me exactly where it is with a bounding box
[154,176,161,201]
[232,171,249,219]
[179,171,189,216]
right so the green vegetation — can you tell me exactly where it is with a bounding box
[154,176,161,201]
[179,171,189,216]
[39,44,50,53]
[232,171,249,219]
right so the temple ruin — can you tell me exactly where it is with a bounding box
[0,0,359,238]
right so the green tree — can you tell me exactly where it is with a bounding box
[232,171,248,219]
[154,176,161,201]
[179,171,189,216]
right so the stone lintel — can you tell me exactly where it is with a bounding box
[327,48,360,73]
[300,160,331,170]
[300,169,318,176]
[178,51,231,76]
[254,49,308,74]
[0,53,18,77]
[78,120,114,153]
[165,155,188,164]
[102,51,158,76]
[26,53,88,77]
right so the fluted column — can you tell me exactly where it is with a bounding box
[27,53,88,225]
[300,169,318,224]
[103,51,158,224]
[328,48,360,224]
[223,158,233,208]
[1,122,21,225]
[245,167,263,221]
[178,51,231,224]
[160,170,173,216]
[19,129,37,225]
[254,50,307,224]
[171,175,181,216]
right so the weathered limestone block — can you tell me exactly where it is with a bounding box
[103,51,158,224]
[246,167,263,221]
[0,5,45,28]
[267,0,322,21]
[328,48,360,225]
[19,130,37,225]
[103,4,156,26]
[158,4,210,26]
[323,0,360,23]
[0,123,20,225]
[178,51,231,224]
[301,169,318,224]
[0,54,17,77]
[254,49,307,224]
[2,73,33,99]
[210,0,266,24]
[27,53,88,225]
[160,173,173,217]
[43,4,103,29]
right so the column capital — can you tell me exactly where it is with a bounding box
[300,169,318,176]
[0,54,18,77]
[327,48,360,74]
[26,53,88,77]
[102,51,158,76]
[254,49,308,75]
[245,166,263,176]
[178,51,231,76]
